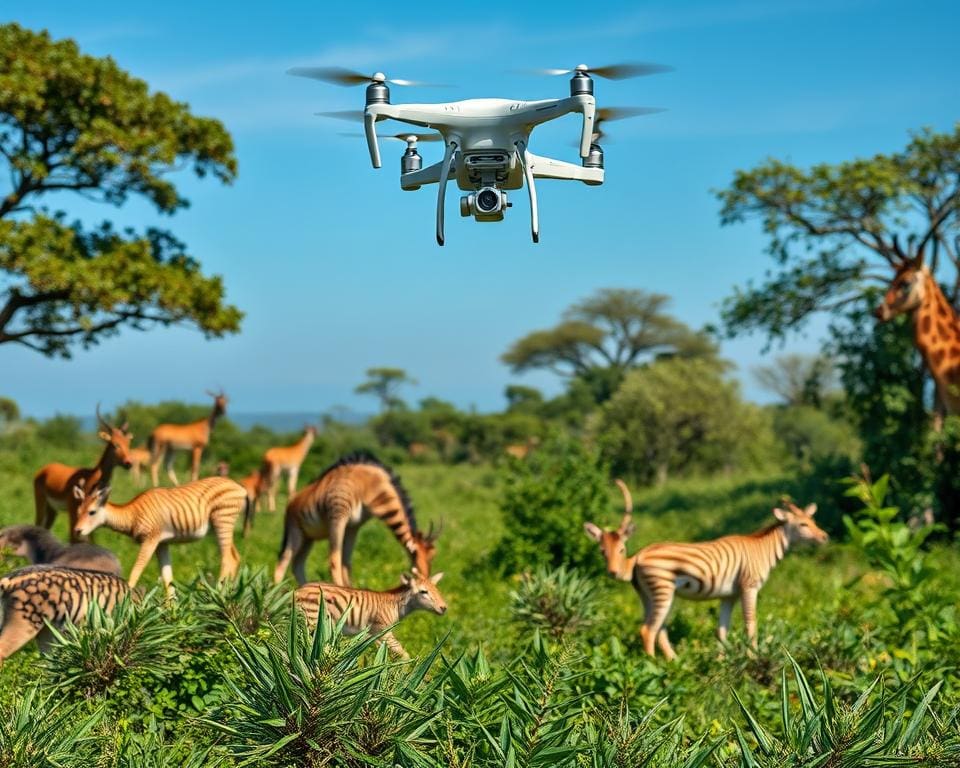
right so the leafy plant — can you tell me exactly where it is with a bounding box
[509,566,600,640]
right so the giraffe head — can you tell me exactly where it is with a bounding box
[875,261,928,322]
[583,479,635,581]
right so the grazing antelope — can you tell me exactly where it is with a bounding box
[504,436,540,461]
[127,445,153,487]
[0,565,129,661]
[0,525,121,575]
[274,452,440,587]
[294,568,446,659]
[73,476,247,592]
[216,461,266,538]
[148,390,227,486]
[33,405,134,542]
[584,482,829,659]
[260,425,317,512]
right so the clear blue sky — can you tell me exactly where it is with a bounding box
[4,1,958,418]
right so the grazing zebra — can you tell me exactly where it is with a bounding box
[294,568,446,658]
[584,482,828,659]
[0,525,121,575]
[274,452,440,586]
[0,565,129,661]
[73,476,247,592]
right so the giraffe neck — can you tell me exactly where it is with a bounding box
[914,272,960,402]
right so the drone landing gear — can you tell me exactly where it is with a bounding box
[436,140,458,246]
[516,141,539,244]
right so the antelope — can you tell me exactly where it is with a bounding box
[148,390,227,486]
[260,425,317,512]
[216,461,266,537]
[294,568,446,659]
[33,405,134,542]
[73,476,247,593]
[274,452,440,587]
[127,445,153,487]
[0,565,130,661]
[504,436,540,461]
[584,481,829,659]
[0,525,121,575]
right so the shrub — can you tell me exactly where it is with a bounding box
[490,433,610,574]
[509,566,600,640]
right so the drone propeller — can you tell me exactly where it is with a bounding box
[519,61,673,80]
[288,66,451,88]
[315,110,365,122]
[569,106,666,145]
[338,132,443,143]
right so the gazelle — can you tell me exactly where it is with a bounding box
[73,476,247,593]
[127,445,153,487]
[294,568,446,659]
[274,452,440,586]
[0,565,130,661]
[33,405,134,542]
[584,482,828,659]
[148,390,227,486]
[260,425,317,512]
[216,461,266,537]
[0,524,121,575]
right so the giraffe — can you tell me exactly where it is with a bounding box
[875,246,960,414]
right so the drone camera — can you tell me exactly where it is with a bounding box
[460,186,508,221]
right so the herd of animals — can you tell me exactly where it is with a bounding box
[0,391,830,664]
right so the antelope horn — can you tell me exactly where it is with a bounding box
[614,478,633,532]
[95,402,112,431]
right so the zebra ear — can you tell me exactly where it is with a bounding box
[584,522,603,542]
[773,507,788,522]
[400,573,412,585]
[73,485,86,500]
[430,572,444,584]
[804,503,818,517]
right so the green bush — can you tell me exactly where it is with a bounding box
[509,566,600,640]
[490,433,610,574]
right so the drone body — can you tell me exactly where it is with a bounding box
[292,64,667,245]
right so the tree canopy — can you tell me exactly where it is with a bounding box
[716,124,960,342]
[0,23,242,356]
[355,367,417,411]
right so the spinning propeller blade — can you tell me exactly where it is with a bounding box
[315,110,365,122]
[288,66,452,87]
[517,61,673,79]
[338,132,443,142]
[570,106,666,145]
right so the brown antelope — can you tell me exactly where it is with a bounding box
[216,461,266,538]
[504,436,540,461]
[127,445,153,487]
[73,476,247,592]
[33,405,134,542]
[0,525,121,575]
[294,568,446,659]
[584,482,828,659]
[0,565,130,661]
[260,425,316,512]
[274,452,440,587]
[148,390,227,486]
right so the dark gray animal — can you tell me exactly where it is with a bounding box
[0,524,121,576]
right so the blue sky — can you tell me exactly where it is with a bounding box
[4,1,958,418]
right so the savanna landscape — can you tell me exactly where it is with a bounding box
[2,8,960,768]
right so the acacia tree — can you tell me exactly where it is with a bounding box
[501,288,715,402]
[0,24,242,356]
[355,368,417,412]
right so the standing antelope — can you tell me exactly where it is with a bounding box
[584,482,828,659]
[148,390,228,486]
[33,405,134,542]
[260,425,317,512]
[127,445,153,487]
[0,525,121,575]
[294,568,446,659]
[274,452,440,587]
[73,476,247,592]
[0,565,130,661]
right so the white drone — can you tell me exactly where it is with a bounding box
[288,62,669,245]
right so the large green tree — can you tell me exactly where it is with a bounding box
[716,124,960,341]
[354,367,417,412]
[501,288,715,402]
[0,24,242,356]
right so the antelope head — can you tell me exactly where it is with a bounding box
[96,404,134,469]
[584,479,636,580]
[773,500,829,545]
[406,520,442,575]
[73,484,111,537]
[206,389,228,416]
[401,568,447,615]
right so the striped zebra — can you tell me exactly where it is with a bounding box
[274,453,440,586]
[294,568,446,658]
[0,565,130,661]
[73,476,247,592]
[585,482,828,659]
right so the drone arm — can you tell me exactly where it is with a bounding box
[364,110,381,168]
[436,139,458,246]
[526,152,604,185]
[515,141,539,243]
[579,98,596,159]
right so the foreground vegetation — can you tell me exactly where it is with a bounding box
[1,421,958,765]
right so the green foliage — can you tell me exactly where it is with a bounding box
[752,353,836,407]
[0,23,242,356]
[509,566,600,640]
[355,367,417,411]
[491,434,610,574]
[771,404,859,468]
[0,395,19,423]
[35,412,84,447]
[592,357,776,484]
[0,685,103,767]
